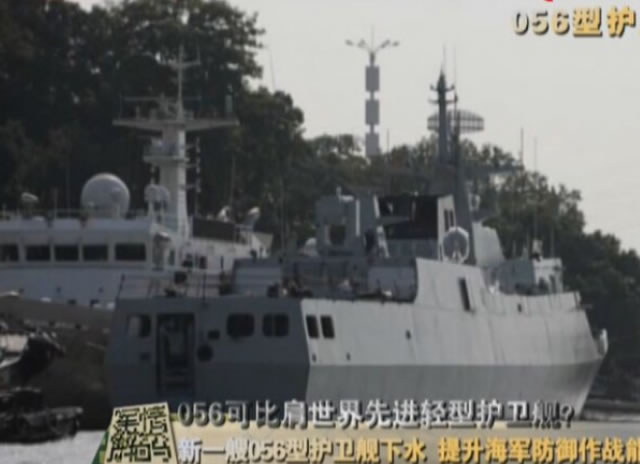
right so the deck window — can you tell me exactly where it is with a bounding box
[83,245,108,261]
[329,225,346,246]
[55,245,79,262]
[115,243,146,262]
[263,314,289,337]
[0,244,18,262]
[305,315,319,339]
[182,254,194,268]
[459,278,472,311]
[227,314,254,338]
[127,315,151,338]
[26,245,50,262]
[320,316,335,339]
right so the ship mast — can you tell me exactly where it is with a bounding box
[113,46,238,238]
[427,70,483,264]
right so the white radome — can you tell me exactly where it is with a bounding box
[81,173,131,217]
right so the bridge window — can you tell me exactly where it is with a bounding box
[83,245,108,261]
[0,244,18,262]
[305,315,319,339]
[26,245,50,262]
[55,245,79,261]
[320,315,335,339]
[115,243,146,262]
[263,314,289,337]
[381,196,438,240]
[227,314,254,339]
[459,278,471,311]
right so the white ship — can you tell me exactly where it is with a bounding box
[0,47,271,427]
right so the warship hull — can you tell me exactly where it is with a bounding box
[107,261,604,416]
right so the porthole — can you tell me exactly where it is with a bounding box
[197,345,213,362]
[127,315,151,338]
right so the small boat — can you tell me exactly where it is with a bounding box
[0,387,82,442]
[0,320,65,388]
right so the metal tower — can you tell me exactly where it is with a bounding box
[114,46,238,237]
[346,34,399,157]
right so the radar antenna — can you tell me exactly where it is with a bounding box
[113,43,238,237]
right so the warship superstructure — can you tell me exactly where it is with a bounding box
[0,47,271,427]
[107,71,607,416]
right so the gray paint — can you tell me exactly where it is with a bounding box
[107,259,602,414]
[107,70,604,417]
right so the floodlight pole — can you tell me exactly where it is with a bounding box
[346,36,399,157]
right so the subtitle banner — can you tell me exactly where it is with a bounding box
[91,401,640,464]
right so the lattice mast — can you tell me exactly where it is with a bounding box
[427,70,485,263]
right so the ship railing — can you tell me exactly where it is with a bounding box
[0,208,186,229]
[0,208,151,221]
[116,271,228,301]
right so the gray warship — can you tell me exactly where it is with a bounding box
[106,71,607,416]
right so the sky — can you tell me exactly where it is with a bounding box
[76,0,640,252]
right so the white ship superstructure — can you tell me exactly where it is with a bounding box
[0,46,271,428]
[0,46,270,309]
